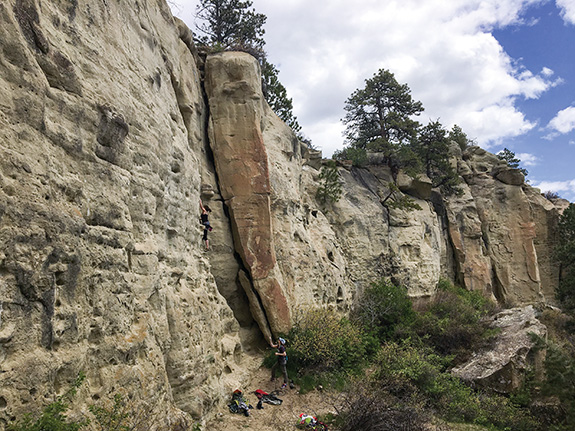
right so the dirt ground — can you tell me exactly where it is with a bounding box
[205,366,337,431]
[203,364,487,431]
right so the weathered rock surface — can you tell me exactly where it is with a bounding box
[451,306,547,393]
[0,0,246,427]
[0,0,568,427]
[204,53,290,339]
[447,147,558,305]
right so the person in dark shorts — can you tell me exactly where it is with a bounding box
[199,199,212,250]
[269,337,289,388]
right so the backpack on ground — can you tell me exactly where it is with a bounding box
[228,390,252,416]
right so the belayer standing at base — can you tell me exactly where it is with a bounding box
[269,336,289,389]
[199,199,212,250]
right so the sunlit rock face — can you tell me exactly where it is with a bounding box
[445,147,563,306]
[0,0,565,426]
[0,0,246,425]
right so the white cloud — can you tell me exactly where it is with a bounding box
[556,0,575,25]
[172,0,557,157]
[547,106,575,135]
[541,66,554,76]
[532,179,575,199]
[517,152,538,166]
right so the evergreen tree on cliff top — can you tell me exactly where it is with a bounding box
[261,61,302,136]
[497,148,529,177]
[195,0,266,53]
[415,120,462,195]
[337,69,462,195]
[342,69,424,156]
[194,0,304,140]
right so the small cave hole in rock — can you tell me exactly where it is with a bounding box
[0,396,7,409]
[170,161,181,173]
[327,251,334,262]
[311,210,318,218]
[337,287,344,303]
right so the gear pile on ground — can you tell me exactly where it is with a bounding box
[254,389,283,409]
[228,390,253,417]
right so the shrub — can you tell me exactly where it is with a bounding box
[351,279,415,342]
[332,147,368,167]
[287,308,377,375]
[543,190,561,200]
[410,280,497,362]
[335,376,429,431]
[88,374,167,431]
[374,341,450,394]
[316,161,343,204]
[531,335,575,430]
[379,182,423,211]
[89,392,163,431]
[373,341,539,430]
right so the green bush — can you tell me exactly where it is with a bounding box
[316,161,343,204]
[373,341,539,430]
[532,335,575,430]
[332,147,368,167]
[409,280,497,362]
[335,375,429,431]
[374,341,450,394]
[89,394,134,431]
[7,372,168,431]
[288,308,376,373]
[351,279,415,342]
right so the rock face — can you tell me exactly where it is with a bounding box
[0,0,567,427]
[0,0,244,426]
[446,147,560,305]
[204,53,290,340]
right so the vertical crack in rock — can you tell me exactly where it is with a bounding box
[171,25,258,338]
[204,52,291,337]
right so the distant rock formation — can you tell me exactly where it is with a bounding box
[0,0,568,427]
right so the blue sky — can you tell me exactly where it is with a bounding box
[492,1,575,200]
[171,0,575,202]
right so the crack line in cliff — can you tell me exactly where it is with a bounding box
[193,50,275,340]
[237,266,274,338]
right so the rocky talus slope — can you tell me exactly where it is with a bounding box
[0,0,568,427]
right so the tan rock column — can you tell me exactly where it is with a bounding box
[204,52,290,337]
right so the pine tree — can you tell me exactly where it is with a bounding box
[261,60,302,136]
[316,161,343,204]
[413,120,461,195]
[194,0,304,139]
[448,124,474,151]
[342,69,423,156]
[497,148,528,177]
[194,0,266,55]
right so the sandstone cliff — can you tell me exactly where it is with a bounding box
[0,0,567,427]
